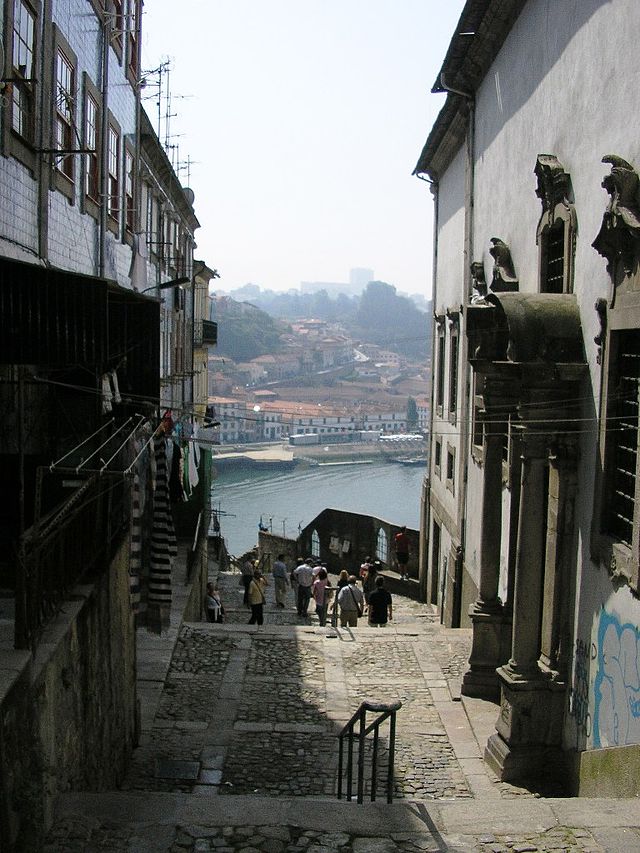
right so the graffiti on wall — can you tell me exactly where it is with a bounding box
[568,637,594,738]
[593,610,640,748]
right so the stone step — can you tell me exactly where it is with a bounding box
[46,790,640,853]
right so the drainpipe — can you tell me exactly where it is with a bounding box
[37,0,52,262]
[98,7,111,278]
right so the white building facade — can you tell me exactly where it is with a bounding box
[415,0,640,794]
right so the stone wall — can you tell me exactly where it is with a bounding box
[298,509,420,580]
[0,536,136,852]
[258,531,298,573]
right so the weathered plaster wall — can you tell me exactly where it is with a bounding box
[462,0,640,766]
[0,537,136,851]
[429,144,468,616]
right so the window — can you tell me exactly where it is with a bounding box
[540,220,565,293]
[124,146,134,233]
[53,34,77,194]
[472,380,484,456]
[603,330,640,547]
[446,445,455,494]
[111,0,124,54]
[11,0,36,144]
[435,318,445,415]
[311,529,320,558]
[375,528,387,563]
[84,84,100,205]
[448,319,459,423]
[535,155,576,294]
[107,122,120,223]
[55,50,74,176]
[146,188,158,253]
[127,0,140,80]
[434,437,442,477]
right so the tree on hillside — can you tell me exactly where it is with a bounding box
[355,281,428,360]
[215,298,285,361]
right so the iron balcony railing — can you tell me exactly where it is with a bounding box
[337,700,402,804]
[15,473,130,650]
[193,319,218,347]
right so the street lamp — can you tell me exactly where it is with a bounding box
[140,276,190,295]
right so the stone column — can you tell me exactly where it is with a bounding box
[539,442,576,679]
[504,439,547,680]
[461,414,510,701]
[486,433,565,782]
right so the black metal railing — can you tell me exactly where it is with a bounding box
[15,474,130,650]
[193,319,218,347]
[337,700,402,804]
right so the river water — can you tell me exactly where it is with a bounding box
[211,460,426,557]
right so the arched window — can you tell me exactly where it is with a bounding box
[535,155,576,294]
[311,529,320,558]
[376,528,387,563]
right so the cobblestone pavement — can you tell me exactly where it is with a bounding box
[119,571,474,802]
[45,569,640,852]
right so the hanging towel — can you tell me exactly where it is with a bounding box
[188,440,199,491]
[101,375,113,413]
[148,434,177,608]
[129,473,142,614]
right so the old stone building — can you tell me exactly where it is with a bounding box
[0,1,213,847]
[414,0,640,793]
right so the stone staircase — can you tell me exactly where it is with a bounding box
[43,567,640,852]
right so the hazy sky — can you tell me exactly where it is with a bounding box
[142,1,466,296]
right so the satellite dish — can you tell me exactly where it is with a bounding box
[184,187,195,206]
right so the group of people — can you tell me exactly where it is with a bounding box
[207,540,407,628]
[270,554,393,628]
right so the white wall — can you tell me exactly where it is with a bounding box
[464,0,640,750]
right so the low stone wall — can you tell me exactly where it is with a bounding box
[258,531,298,573]
[0,536,136,852]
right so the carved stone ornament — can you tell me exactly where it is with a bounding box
[489,238,519,292]
[594,297,607,364]
[470,261,488,303]
[535,154,572,220]
[592,155,640,275]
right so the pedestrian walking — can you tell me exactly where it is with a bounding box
[241,557,254,607]
[312,567,331,626]
[367,575,393,627]
[362,559,380,604]
[248,569,268,625]
[359,555,373,580]
[330,569,350,626]
[290,557,302,603]
[205,582,223,623]
[394,526,410,581]
[272,553,289,608]
[293,557,315,616]
[337,575,365,628]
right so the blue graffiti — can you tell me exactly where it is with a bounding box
[593,610,640,748]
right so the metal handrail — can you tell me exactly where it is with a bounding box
[337,700,402,804]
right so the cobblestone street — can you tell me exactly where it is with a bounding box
[45,569,640,852]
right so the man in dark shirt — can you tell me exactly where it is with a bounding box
[367,576,393,627]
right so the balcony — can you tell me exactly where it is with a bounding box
[193,319,218,347]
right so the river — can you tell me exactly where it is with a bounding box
[211,460,426,556]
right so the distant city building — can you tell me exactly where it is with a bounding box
[299,268,374,297]
[350,267,374,289]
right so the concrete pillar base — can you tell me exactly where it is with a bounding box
[484,666,566,783]
[461,606,511,702]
